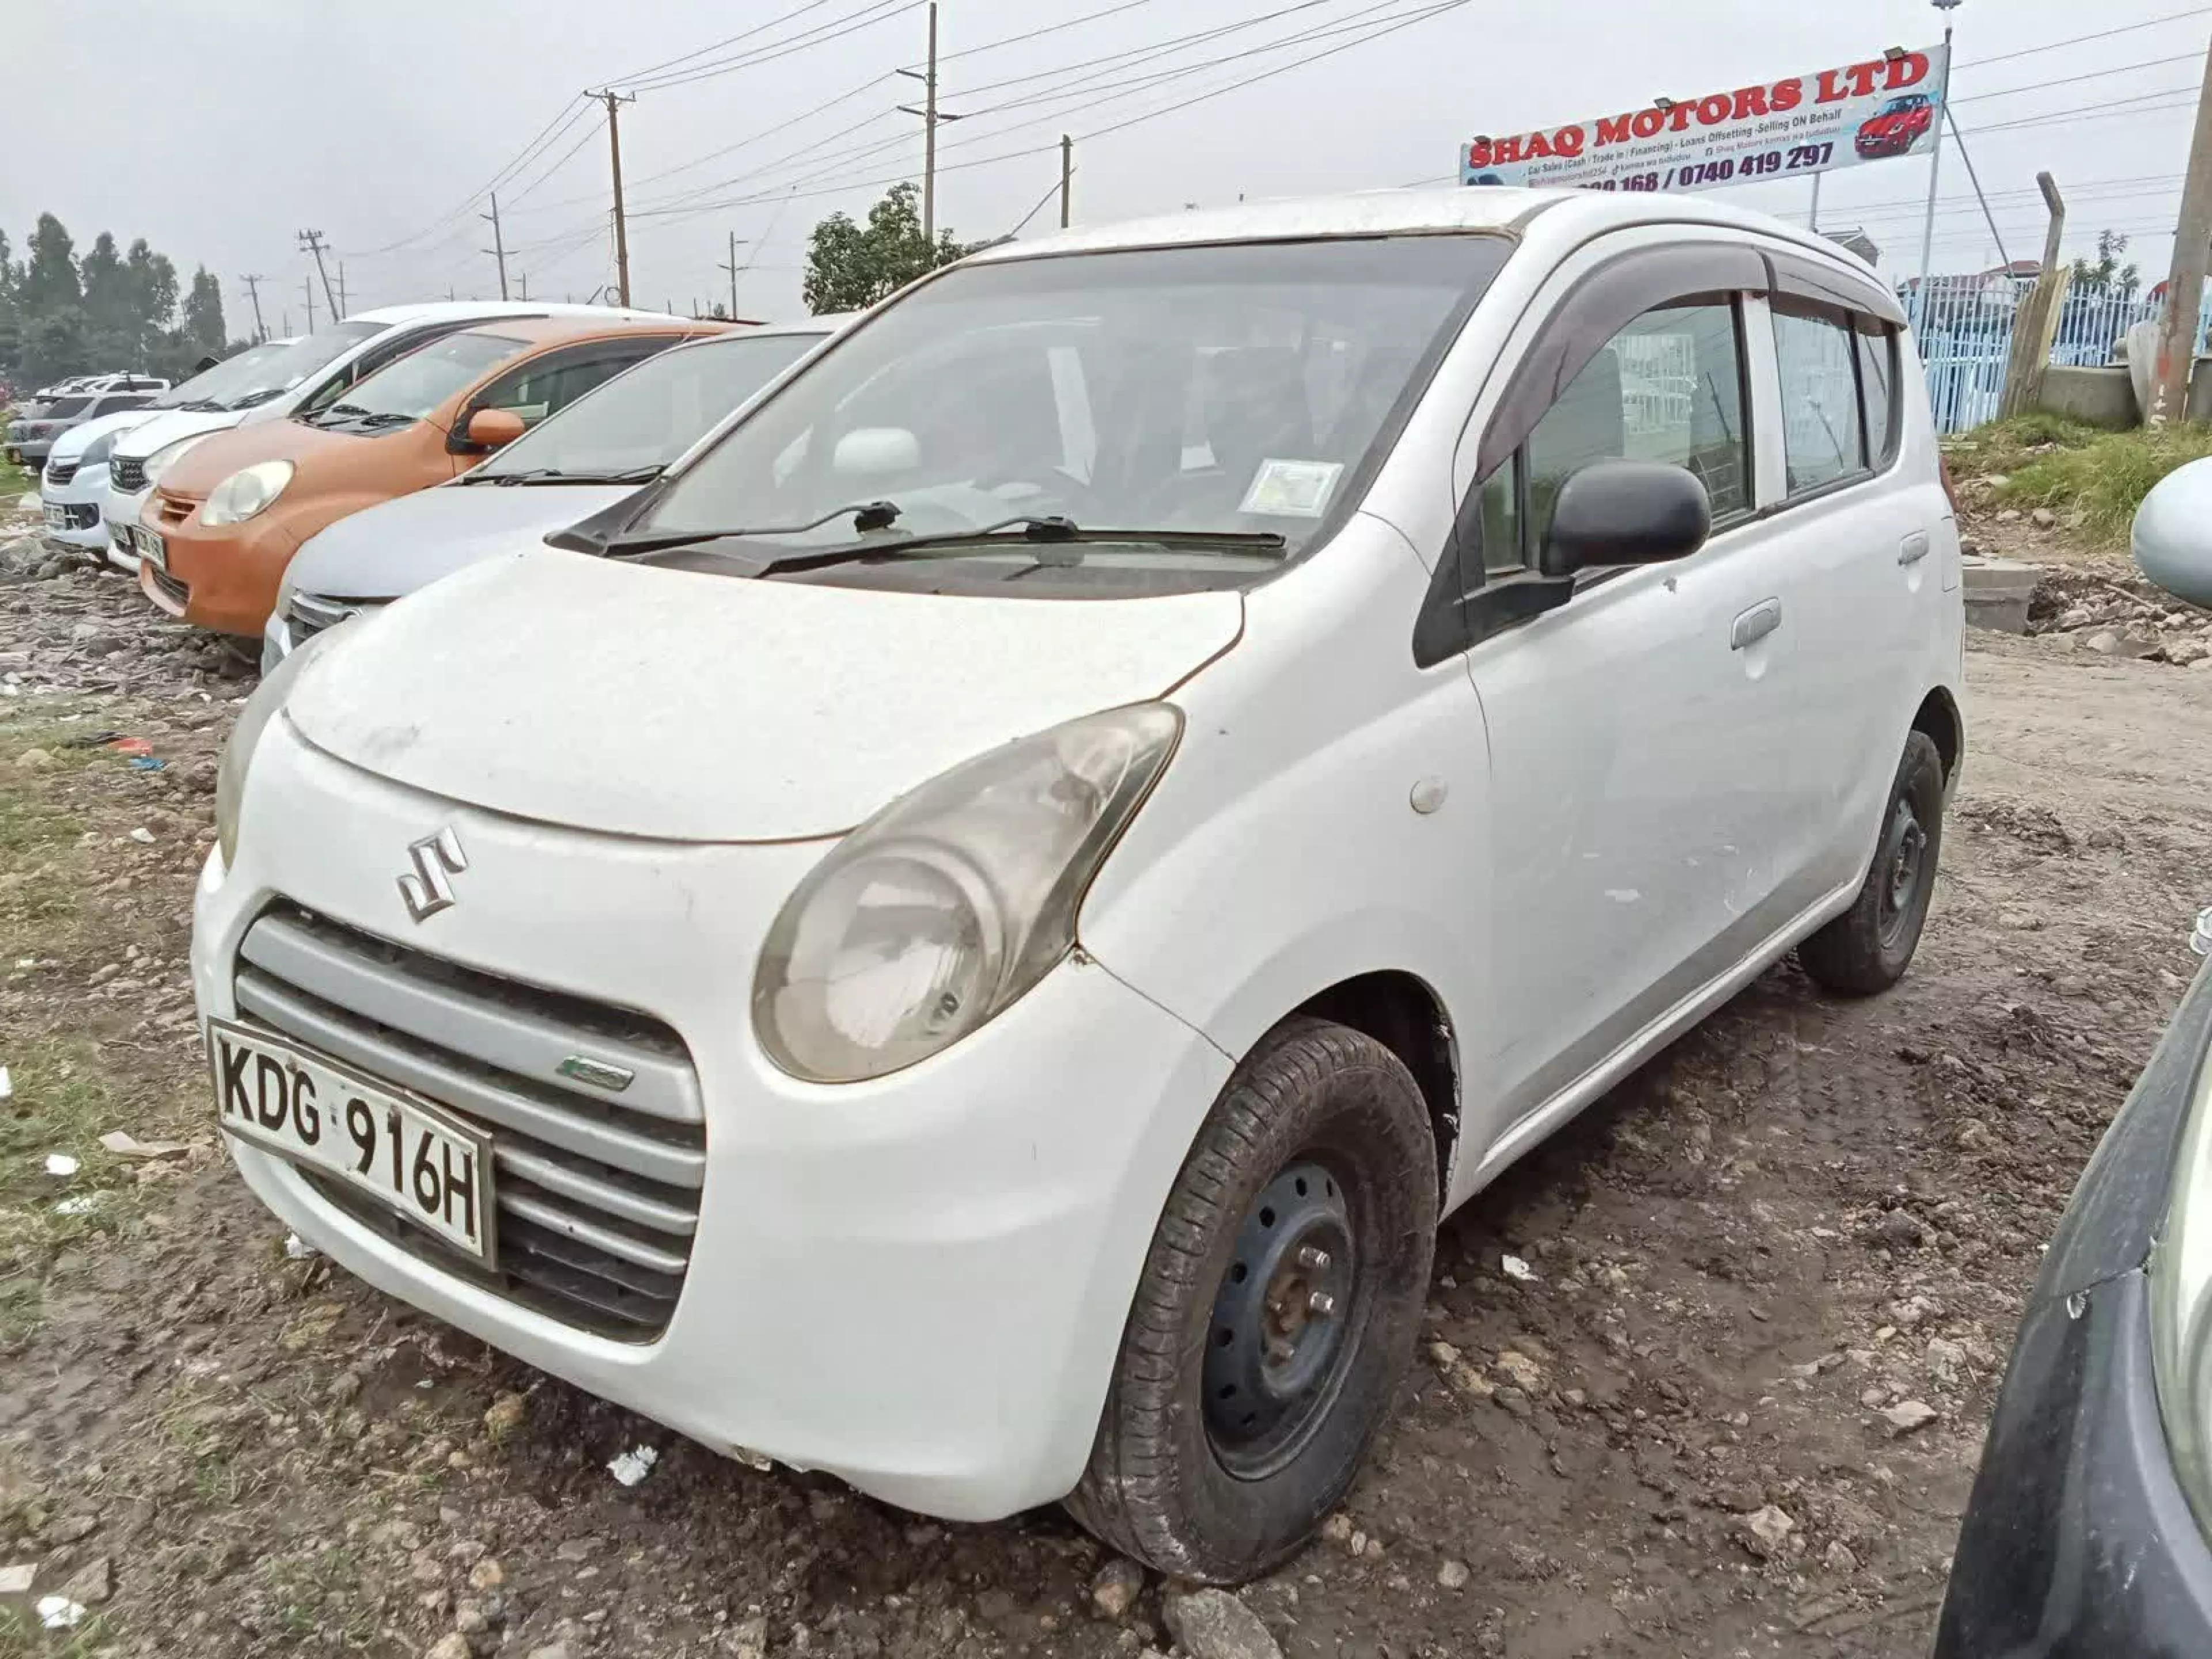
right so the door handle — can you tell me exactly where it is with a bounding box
[1899,532,1932,566]
[1731,597,1782,651]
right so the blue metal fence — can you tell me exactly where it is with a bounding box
[1902,273,2212,434]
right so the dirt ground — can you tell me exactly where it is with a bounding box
[2,507,2208,1659]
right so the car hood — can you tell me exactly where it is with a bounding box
[113,407,248,459]
[283,548,1244,842]
[51,409,160,460]
[158,415,402,502]
[282,480,638,604]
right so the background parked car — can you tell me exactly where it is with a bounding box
[102,301,664,571]
[39,341,300,566]
[266,316,846,666]
[10,382,164,465]
[143,315,721,636]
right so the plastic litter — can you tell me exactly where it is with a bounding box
[2194,906,2212,957]
[44,1153,79,1178]
[53,1195,101,1217]
[126,827,155,844]
[283,1232,320,1261]
[37,1594,86,1630]
[127,756,166,772]
[0,1065,10,1102]
[107,737,152,757]
[607,1445,660,1487]
[58,730,122,749]
[99,1130,191,1160]
[1500,1254,1537,1282]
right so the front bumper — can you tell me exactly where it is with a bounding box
[41,468,111,558]
[143,502,299,637]
[1936,960,2212,1654]
[192,722,1233,1520]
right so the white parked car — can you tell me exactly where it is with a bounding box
[103,301,663,573]
[263,317,848,669]
[192,188,1964,1581]
[40,343,301,566]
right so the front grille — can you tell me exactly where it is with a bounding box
[52,502,98,531]
[287,592,373,647]
[111,455,146,493]
[147,566,189,607]
[44,459,78,487]
[230,904,704,1341]
[154,491,194,527]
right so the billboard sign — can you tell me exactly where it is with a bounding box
[1461,44,1949,195]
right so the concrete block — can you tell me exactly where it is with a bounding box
[2038,366,2138,429]
[1962,555,2041,635]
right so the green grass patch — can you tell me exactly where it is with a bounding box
[1942,412,2104,478]
[0,1607,120,1658]
[0,456,33,501]
[1993,422,2212,547]
[0,1036,147,1340]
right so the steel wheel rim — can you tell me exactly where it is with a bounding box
[1877,793,1929,948]
[1203,1158,1358,1480]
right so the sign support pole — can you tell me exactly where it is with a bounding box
[1914,18,1958,334]
[1809,172,1822,232]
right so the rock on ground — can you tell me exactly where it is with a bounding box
[1162,1588,1283,1659]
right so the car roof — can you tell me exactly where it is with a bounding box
[965,185,1884,283]
[444,316,728,351]
[348,300,676,327]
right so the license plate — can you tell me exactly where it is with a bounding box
[139,528,166,571]
[43,503,66,530]
[210,1018,497,1263]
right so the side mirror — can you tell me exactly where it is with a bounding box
[1540,459,1712,578]
[465,408,528,449]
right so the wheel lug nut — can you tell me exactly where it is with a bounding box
[1298,1246,1332,1271]
[1308,1290,1336,1316]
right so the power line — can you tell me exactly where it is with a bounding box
[1951,50,2204,104]
[610,0,860,86]
[362,96,590,255]
[628,0,922,92]
[1956,5,2212,70]
[501,110,609,209]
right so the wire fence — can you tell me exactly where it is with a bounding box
[1902,272,2212,434]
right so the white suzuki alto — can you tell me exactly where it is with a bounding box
[194,188,1964,1582]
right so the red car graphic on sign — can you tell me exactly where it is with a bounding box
[1857,93,1936,160]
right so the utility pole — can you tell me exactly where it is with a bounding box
[336,262,347,317]
[517,271,529,300]
[1060,135,1074,229]
[482,192,510,301]
[718,230,750,320]
[2150,37,2212,425]
[240,274,267,343]
[895,5,964,245]
[587,88,637,306]
[296,229,338,321]
[302,274,316,335]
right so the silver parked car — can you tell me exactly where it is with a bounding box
[10,382,165,465]
[264,317,846,668]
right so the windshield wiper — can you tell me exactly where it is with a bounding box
[225,387,285,410]
[620,515,1289,577]
[463,464,666,487]
[168,398,226,412]
[601,499,903,558]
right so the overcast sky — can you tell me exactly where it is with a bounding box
[11,0,2206,333]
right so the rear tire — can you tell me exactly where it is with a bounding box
[1798,731,1945,996]
[1065,1017,1437,1584]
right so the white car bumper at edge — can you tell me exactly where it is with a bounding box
[41,465,113,560]
[191,722,1233,1521]
[102,483,154,572]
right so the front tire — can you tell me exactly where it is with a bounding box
[1066,1018,1438,1584]
[1798,730,1945,995]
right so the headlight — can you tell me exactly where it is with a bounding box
[202,460,294,527]
[753,703,1181,1083]
[214,627,337,865]
[2152,975,2212,1537]
[141,434,208,492]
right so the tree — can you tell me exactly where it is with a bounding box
[2070,229,2141,298]
[182,270,225,354]
[19,214,79,313]
[803,183,972,314]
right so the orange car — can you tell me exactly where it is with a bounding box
[139,315,722,636]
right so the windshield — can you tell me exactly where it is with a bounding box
[1881,96,1926,114]
[150,340,304,410]
[635,237,1507,579]
[187,321,387,411]
[474,329,824,481]
[41,396,92,419]
[315,331,527,427]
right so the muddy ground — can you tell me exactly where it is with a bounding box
[1,507,2207,1659]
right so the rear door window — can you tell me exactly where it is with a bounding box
[474,339,679,429]
[1772,303,1866,495]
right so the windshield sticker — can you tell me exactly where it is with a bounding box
[1240,459,1344,518]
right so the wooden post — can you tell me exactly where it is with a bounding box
[1999,173,2071,422]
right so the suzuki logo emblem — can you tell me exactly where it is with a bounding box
[398,827,468,922]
